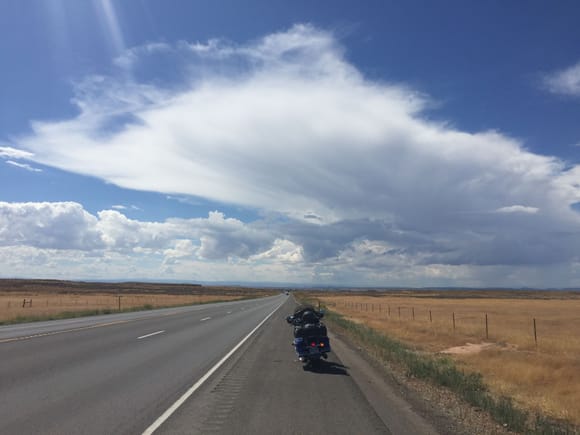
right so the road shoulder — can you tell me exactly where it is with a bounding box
[329,329,443,435]
[329,325,512,435]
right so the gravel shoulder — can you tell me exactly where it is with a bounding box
[329,323,513,435]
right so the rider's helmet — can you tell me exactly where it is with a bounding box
[301,310,318,324]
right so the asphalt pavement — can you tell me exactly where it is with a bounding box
[157,296,439,435]
[0,295,284,434]
[0,294,439,435]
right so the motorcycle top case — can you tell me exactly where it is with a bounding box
[293,322,327,338]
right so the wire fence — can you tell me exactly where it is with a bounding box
[0,294,229,322]
[325,299,580,351]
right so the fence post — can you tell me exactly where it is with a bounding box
[485,313,489,339]
[388,305,391,316]
[22,298,26,308]
[412,307,415,320]
[452,312,456,332]
[118,295,122,312]
[533,318,538,348]
[429,310,432,323]
[398,306,401,320]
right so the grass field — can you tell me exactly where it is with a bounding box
[0,279,278,324]
[0,292,245,322]
[314,291,580,426]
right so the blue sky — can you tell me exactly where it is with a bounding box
[1,1,580,287]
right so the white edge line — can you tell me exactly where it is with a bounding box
[200,317,211,322]
[142,300,285,435]
[137,330,165,340]
[0,320,131,344]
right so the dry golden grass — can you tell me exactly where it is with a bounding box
[0,292,243,322]
[0,279,279,323]
[315,292,580,425]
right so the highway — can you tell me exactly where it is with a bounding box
[0,294,439,434]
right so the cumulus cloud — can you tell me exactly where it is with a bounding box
[543,61,580,97]
[4,25,580,285]
[250,239,304,263]
[162,239,198,265]
[0,200,579,286]
[0,202,279,261]
[0,202,103,250]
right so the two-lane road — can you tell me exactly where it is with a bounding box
[0,295,285,434]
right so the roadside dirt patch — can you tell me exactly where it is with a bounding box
[440,342,496,355]
[440,342,518,355]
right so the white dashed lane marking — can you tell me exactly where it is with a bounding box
[137,330,165,340]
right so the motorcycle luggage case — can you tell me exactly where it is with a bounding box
[294,323,327,338]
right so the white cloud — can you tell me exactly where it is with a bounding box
[4,25,580,286]
[15,26,578,226]
[0,201,282,263]
[111,204,141,211]
[1,145,41,172]
[195,211,274,260]
[113,42,172,69]
[5,160,42,172]
[0,146,34,159]
[495,205,539,214]
[250,239,304,263]
[0,200,579,286]
[543,61,580,97]
[162,239,198,265]
[0,202,103,250]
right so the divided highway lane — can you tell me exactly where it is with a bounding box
[157,297,439,435]
[0,297,277,342]
[0,294,286,435]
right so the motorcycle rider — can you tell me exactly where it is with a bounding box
[287,304,324,325]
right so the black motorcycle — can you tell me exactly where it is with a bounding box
[286,305,331,365]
